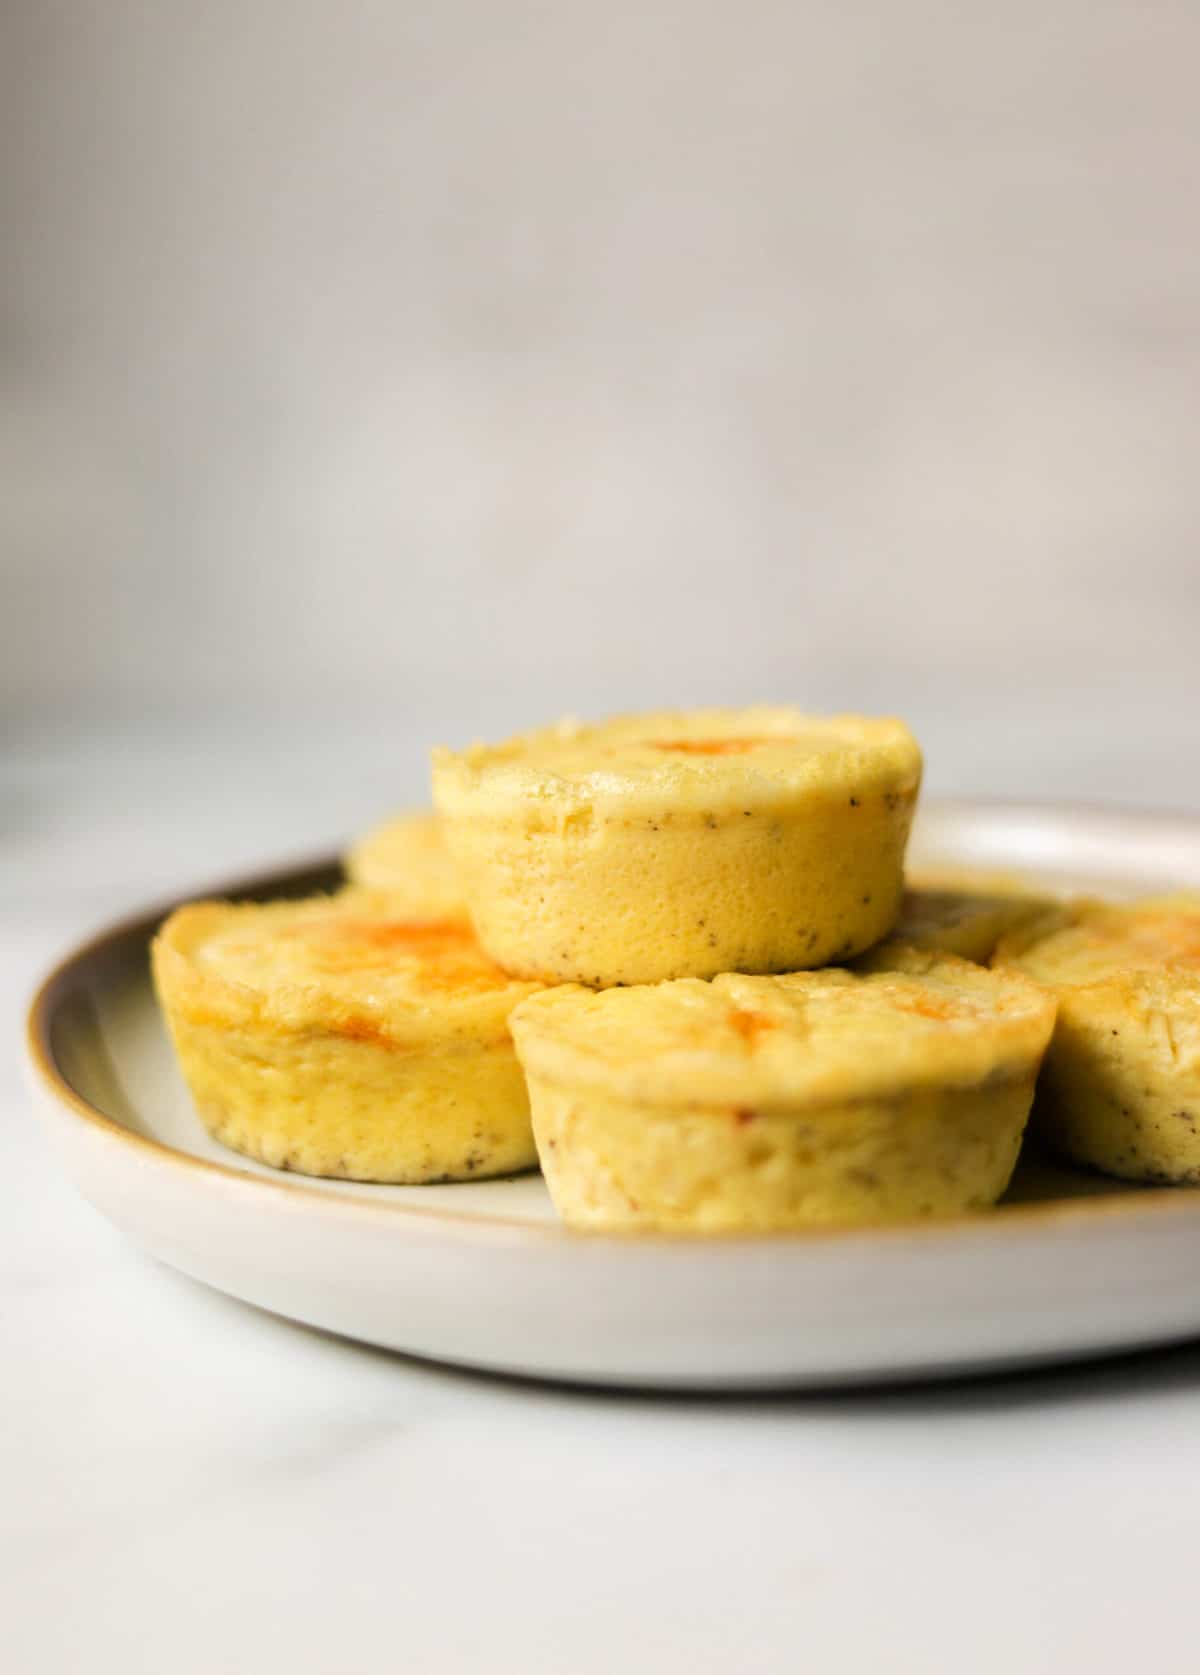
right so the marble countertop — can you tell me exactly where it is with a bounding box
[6,756,1200,1674]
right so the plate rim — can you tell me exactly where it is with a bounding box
[25,796,1200,1254]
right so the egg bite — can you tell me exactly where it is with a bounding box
[344,811,467,918]
[509,948,1055,1232]
[432,707,923,986]
[905,864,1050,897]
[994,894,1200,1184]
[864,886,1054,966]
[152,890,542,1182]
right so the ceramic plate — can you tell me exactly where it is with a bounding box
[25,799,1200,1390]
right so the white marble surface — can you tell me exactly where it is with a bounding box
[6,763,1200,1675]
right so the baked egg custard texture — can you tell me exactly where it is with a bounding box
[510,948,1056,1231]
[152,891,542,1182]
[343,811,467,918]
[433,708,922,986]
[995,894,1200,1183]
[868,887,1054,966]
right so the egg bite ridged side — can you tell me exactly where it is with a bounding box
[151,892,543,1182]
[343,811,467,918]
[995,894,1200,1183]
[509,949,1056,1232]
[433,707,922,987]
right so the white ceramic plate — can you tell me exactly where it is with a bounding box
[25,799,1200,1390]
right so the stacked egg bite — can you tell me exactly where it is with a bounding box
[153,706,1199,1231]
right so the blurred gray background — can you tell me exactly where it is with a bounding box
[4,0,1198,874]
